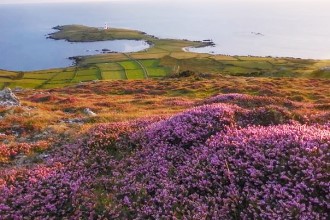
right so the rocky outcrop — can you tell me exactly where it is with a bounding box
[84,108,97,117]
[0,88,20,107]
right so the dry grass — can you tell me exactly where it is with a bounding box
[0,75,329,165]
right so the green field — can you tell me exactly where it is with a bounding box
[1,25,330,89]
[140,59,170,77]
[126,69,145,79]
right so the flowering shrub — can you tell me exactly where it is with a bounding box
[87,117,164,155]
[27,93,62,103]
[163,98,195,107]
[0,139,114,218]
[204,93,297,109]
[0,99,329,219]
[57,96,78,104]
[87,122,132,150]
[236,105,295,126]
[310,112,330,124]
[111,122,330,219]
[0,118,163,218]
[140,104,239,149]
[0,141,49,160]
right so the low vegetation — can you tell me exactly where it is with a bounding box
[0,77,329,218]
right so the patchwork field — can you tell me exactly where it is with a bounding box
[2,54,330,89]
[1,25,330,89]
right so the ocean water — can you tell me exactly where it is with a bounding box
[0,0,330,71]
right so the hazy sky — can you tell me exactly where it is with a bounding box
[0,0,141,4]
[1,0,329,4]
[0,0,106,3]
[0,0,108,4]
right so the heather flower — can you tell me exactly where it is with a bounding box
[204,93,297,109]
[109,105,329,219]
[0,96,329,219]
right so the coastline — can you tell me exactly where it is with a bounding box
[0,24,329,89]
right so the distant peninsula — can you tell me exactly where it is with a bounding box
[0,24,329,90]
[48,24,214,49]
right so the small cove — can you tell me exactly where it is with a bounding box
[1,37,149,71]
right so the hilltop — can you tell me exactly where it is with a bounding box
[0,76,329,218]
[0,25,329,218]
[1,25,330,89]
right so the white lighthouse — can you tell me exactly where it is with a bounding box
[104,23,109,30]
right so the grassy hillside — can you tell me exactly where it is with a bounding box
[0,25,329,218]
[1,75,330,161]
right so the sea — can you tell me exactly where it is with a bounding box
[1,0,330,71]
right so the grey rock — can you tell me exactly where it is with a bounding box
[0,88,20,107]
[320,66,330,71]
[13,87,23,92]
[84,108,97,117]
[60,118,85,124]
[39,153,49,159]
[15,154,28,166]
